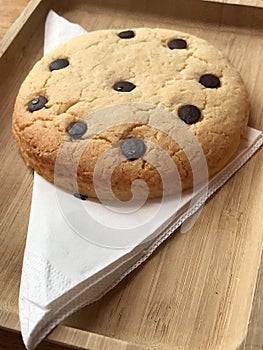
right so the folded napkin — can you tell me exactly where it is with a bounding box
[18,10,263,350]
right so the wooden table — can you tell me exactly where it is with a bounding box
[0,0,29,38]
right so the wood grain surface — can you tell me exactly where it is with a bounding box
[0,0,29,38]
[0,1,263,350]
[0,2,30,349]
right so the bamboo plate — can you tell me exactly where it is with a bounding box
[0,0,263,349]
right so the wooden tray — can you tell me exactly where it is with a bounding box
[0,0,263,349]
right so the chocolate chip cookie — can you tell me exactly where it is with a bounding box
[12,28,249,200]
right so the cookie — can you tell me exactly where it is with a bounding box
[12,28,249,201]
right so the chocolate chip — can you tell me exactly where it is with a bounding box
[199,74,220,88]
[50,58,69,71]
[178,105,201,124]
[118,30,135,39]
[28,96,48,112]
[67,121,87,139]
[113,81,136,92]
[121,138,146,160]
[168,39,187,50]
[74,193,88,200]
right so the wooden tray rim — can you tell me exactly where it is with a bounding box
[0,0,263,349]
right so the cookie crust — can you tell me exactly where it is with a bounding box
[13,28,249,200]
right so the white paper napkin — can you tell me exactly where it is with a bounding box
[18,10,263,350]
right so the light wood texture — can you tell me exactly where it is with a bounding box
[0,0,30,39]
[0,0,263,349]
[203,0,263,8]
